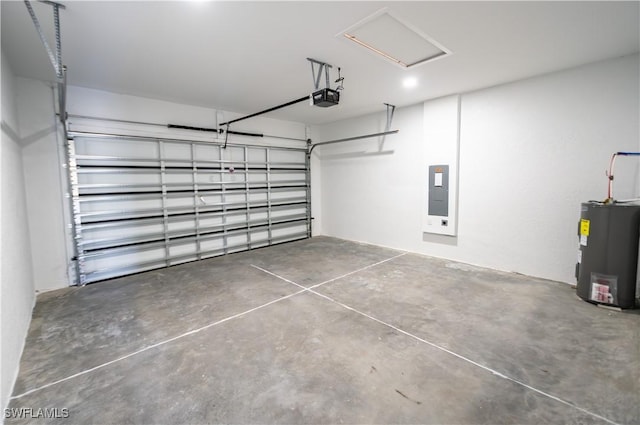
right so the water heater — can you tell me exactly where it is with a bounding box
[575,202,640,309]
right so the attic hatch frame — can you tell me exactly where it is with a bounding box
[24,0,68,129]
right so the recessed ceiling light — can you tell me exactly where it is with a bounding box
[403,77,418,89]
[339,9,451,69]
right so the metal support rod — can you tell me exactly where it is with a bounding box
[219,145,228,254]
[307,58,333,90]
[168,124,263,138]
[24,0,63,77]
[310,60,322,90]
[39,0,66,9]
[68,130,308,152]
[309,130,399,154]
[325,66,330,90]
[65,115,307,142]
[305,139,312,238]
[53,3,62,76]
[57,65,67,124]
[68,114,166,128]
[384,103,396,132]
[223,124,230,149]
[168,124,217,132]
[24,1,68,128]
[24,0,60,76]
[218,96,309,127]
[223,129,263,138]
[379,103,396,150]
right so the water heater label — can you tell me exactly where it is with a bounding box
[580,219,590,236]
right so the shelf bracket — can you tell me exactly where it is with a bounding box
[379,103,396,150]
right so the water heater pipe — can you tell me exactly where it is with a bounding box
[606,151,640,202]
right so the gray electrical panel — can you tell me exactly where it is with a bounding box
[428,165,449,217]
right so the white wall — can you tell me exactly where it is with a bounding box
[316,54,640,284]
[1,51,35,414]
[65,86,308,148]
[17,78,69,292]
[422,95,460,236]
[315,103,424,245]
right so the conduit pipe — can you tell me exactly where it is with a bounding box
[606,151,640,203]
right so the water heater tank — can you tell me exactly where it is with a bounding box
[575,202,640,309]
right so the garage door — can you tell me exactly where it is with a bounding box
[67,131,310,285]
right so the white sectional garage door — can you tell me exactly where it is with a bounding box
[67,132,310,285]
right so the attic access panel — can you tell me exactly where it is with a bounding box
[341,10,451,68]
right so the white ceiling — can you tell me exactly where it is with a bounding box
[2,1,639,125]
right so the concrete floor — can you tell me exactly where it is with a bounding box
[6,236,640,424]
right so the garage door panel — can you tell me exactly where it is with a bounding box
[69,133,310,285]
[75,137,158,158]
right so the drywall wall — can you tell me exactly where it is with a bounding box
[17,77,69,292]
[65,86,307,148]
[315,102,423,246]
[316,54,639,284]
[1,52,35,414]
[422,95,460,236]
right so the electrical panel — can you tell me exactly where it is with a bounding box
[428,165,449,218]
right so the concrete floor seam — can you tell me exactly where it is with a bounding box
[10,252,406,402]
[308,252,408,289]
[250,265,303,288]
[250,252,407,293]
[9,238,637,423]
[249,252,407,296]
[9,287,308,401]
[250,261,621,425]
[305,291,621,425]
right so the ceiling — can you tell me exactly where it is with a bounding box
[2,1,639,125]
